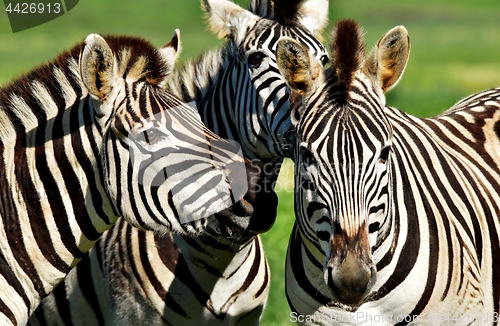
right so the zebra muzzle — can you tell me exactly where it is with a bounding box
[325,230,377,306]
[212,159,278,239]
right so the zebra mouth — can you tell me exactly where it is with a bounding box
[325,300,360,312]
[207,186,278,241]
[208,214,256,243]
[324,261,377,307]
[243,189,278,234]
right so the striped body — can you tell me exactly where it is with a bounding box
[277,20,500,324]
[1,33,256,326]
[29,0,329,325]
[31,218,268,325]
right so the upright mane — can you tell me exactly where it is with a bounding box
[0,35,170,132]
[249,0,303,26]
[330,19,365,102]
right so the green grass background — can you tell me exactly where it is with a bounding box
[1,0,499,325]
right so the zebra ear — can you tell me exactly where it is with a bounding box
[157,29,182,88]
[80,34,117,103]
[297,0,329,38]
[364,26,410,93]
[276,37,323,96]
[202,0,258,43]
[277,37,323,124]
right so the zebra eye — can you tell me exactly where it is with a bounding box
[319,55,329,66]
[379,146,391,164]
[143,129,162,145]
[248,51,265,68]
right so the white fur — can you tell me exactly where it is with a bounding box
[298,0,329,38]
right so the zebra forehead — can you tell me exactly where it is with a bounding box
[245,19,325,54]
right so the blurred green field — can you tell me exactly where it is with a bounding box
[1,0,499,325]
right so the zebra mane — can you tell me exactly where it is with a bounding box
[166,43,234,103]
[330,19,365,102]
[249,0,303,26]
[0,35,170,130]
[101,35,171,85]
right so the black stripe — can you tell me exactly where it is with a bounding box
[73,97,113,226]
[12,134,47,298]
[52,277,72,325]
[0,299,15,325]
[288,225,331,305]
[76,252,105,326]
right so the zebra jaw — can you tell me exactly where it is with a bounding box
[207,160,278,240]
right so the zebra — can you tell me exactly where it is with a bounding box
[28,0,330,325]
[0,30,264,326]
[276,19,500,325]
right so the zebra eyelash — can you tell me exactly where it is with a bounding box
[247,51,266,68]
[143,129,163,146]
[129,126,167,148]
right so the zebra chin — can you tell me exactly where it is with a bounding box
[209,186,279,241]
[207,160,279,242]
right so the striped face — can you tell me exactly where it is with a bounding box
[103,88,250,235]
[199,0,329,161]
[277,20,410,306]
[236,19,328,159]
[294,72,393,305]
[80,34,256,237]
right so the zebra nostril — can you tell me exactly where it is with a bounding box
[326,255,376,306]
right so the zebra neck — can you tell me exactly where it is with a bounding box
[0,91,117,320]
[172,233,257,273]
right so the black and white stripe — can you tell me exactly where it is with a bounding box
[29,0,330,325]
[277,19,500,324]
[0,31,257,326]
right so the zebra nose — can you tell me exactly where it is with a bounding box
[326,253,376,306]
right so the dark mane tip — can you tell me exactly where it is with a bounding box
[271,0,303,25]
[0,34,170,123]
[330,19,365,101]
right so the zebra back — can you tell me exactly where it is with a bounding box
[0,31,260,326]
[277,19,500,323]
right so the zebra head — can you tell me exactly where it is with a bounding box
[277,20,411,306]
[79,31,260,236]
[201,0,329,160]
